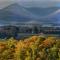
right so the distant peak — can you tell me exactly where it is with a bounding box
[2,3,22,10]
[50,9,60,16]
[55,9,60,13]
[12,3,21,6]
[7,3,20,7]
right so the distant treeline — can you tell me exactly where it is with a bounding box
[0,25,60,39]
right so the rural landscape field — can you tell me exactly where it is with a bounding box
[0,36,60,60]
[0,0,60,60]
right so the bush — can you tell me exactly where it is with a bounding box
[0,36,60,60]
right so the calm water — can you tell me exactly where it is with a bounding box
[0,33,60,40]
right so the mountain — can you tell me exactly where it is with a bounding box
[47,9,60,18]
[0,3,60,25]
[26,8,60,25]
[26,7,60,17]
[0,3,36,23]
[46,9,60,23]
[37,9,60,24]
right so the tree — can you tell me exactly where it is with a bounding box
[33,26,39,34]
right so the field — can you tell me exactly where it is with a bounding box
[0,35,60,60]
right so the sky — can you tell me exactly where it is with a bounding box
[24,0,60,1]
[0,0,60,9]
[18,0,60,7]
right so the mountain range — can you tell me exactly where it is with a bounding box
[0,3,60,26]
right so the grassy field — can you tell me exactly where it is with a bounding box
[0,35,60,60]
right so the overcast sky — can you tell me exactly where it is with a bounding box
[16,0,60,2]
[0,0,60,9]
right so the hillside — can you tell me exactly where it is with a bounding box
[0,36,60,60]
